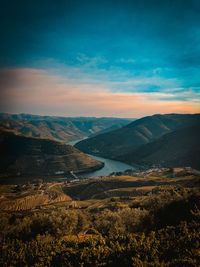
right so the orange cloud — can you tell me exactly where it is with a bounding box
[0,68,199,118]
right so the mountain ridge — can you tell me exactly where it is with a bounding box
[0,126,104,180]
[116,123,200,169]
[75,113,200,158]
[0,113,132,143]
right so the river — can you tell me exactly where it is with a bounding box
[68,138,136,178]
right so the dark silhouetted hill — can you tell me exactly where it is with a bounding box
[116,123,200,169]
[88,123,133,138]
[75,113,200,158]
[0,126,104,178]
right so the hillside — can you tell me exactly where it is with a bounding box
[116,123,200,169]
[0,183,72,211]
[1,171,200,266]
[0,113,131,143]
[1,170,199,211]
[0,126,104,180]
[75,113,200,158]
[88,123,131,138]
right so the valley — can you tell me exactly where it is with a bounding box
[0,113,200,266]
[1,0,200,264]
[75,113,200,169]
[1,113,200,183]
[68,139,136,178]
[0,113,132,143]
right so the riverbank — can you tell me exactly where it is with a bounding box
[68,138,137,178]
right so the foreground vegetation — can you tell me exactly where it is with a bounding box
[0,173,200,266]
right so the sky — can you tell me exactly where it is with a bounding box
[0,0,200,118]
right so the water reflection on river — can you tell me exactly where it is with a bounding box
[68,138,136,178]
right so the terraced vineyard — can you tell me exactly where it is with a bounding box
[1,169,200,266]
[0,183,71,211]
[1,169,199,211]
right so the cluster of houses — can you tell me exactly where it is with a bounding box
[109,166,198,178]
[51,166,199,185]
[54,170,79,180]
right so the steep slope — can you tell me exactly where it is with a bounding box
[116,123,200,169]
[0,127,104,178]
[0,114,131,143]
[0,119,85,143]
[88,123,133,138]
[75,114,200,158]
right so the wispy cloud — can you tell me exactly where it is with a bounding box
[76,54,108,67]
[117,58,136,63]
[0,68,199,117]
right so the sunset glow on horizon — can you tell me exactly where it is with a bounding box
[0,68,199,118]
[0,0,200,118]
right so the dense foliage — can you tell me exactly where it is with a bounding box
[0,190,200,266]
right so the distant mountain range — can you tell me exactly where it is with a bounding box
[1,113,199,179]
[75,113,200,168]
[0,113,132,143]
[0,126,104,180]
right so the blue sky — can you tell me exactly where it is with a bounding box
[0,0,199,117]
